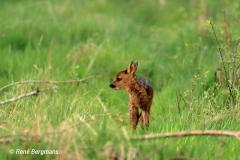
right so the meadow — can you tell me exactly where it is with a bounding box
[0,0,239,159]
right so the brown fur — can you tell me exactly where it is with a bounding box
[110,61,154,129]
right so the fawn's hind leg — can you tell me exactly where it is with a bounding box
[130,107,139,129]
[142,110,150,128]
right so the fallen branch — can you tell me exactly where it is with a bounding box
[0,77,91,92]
[0,87,56,106]
[130,130,240,141]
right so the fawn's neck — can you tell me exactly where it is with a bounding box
[126,77,141,97]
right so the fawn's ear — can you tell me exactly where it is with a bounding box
[127,61,138,75]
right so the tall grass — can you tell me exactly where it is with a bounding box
[0,0,239,159]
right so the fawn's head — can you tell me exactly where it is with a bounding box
[110,61,138,90]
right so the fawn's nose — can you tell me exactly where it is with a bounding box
[109,84,116,88]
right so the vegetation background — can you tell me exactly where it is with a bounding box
[0,0,239,159]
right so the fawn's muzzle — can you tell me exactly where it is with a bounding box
[109,84,116,88]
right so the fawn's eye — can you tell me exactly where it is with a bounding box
[116,77,122,81]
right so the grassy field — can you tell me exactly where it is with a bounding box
[0,0,240,159]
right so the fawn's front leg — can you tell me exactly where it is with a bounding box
[129,107,139,129]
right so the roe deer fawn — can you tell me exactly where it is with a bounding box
[110,61,153,129]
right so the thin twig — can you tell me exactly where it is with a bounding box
[178,91,188,108]
[0,87,56,106]
[0,77,91,92]
[130,130,240,141]
[210,21,235,104]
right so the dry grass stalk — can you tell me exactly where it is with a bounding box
[210,21,236,104]
[0,124,74,144]
[198,0,207,33]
